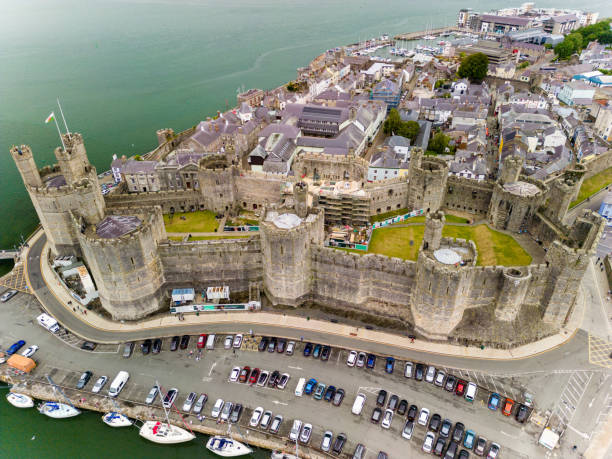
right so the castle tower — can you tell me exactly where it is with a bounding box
[545,176,579,226]
[197,156,237,214]
[294,182,309,218]
[488,178,547,232]
[407,150,449,213]
[10,145,43,188]
[422,211,445,251]
[499,154,523,185]
[54,133,92,184]
[495,267,531,322]
[156,128,175,146]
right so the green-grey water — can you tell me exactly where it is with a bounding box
[2,0,612,456]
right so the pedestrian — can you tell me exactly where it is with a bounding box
[189,350,193,357]
[73,307,76,312]
[233,349,236,355]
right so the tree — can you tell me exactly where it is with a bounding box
[554,40,575,60]
[427,131,450,155]
[398,121,420,142]
[383,108,402,135]
[457,53,489,83]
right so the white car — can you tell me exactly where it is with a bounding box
[321,430,333,452]
[21,345,39,358]
[91,376,108,394]
[356,352,366,368]
[289,419,302,441]
[260,410,273,429]
[224,335,233,349]
[402,420,414,440]
[232,334,243,349]
[381,409,393,429]
[220,401,233,421]
[299,423,312,444]
[423,431,435,453]
[425,366,436,383]
[145,386,158,405]
[211,398,224,418]
[404,362,413,378]
[183,392,197,412]
[418,407,430,426]
[229,366,240,382]
[347,350,358,367]
[277,373,290,390]
[249,406,264,427]
[434,370,446,387]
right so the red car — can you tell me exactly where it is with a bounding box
[502,398,515,416]
[197,334,207,349]
[239,366,250,383]
[249,368,260,384]
[455,379,467,397]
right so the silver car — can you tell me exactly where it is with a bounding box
[270,415,283,434]
[182,392,197,412]
[321,430,333,452]
[220,401,234,421]
[193,394,207,414]
[92,376,108,394]
[260,410,273,429]
[145,386,158,405]
[224,335,233,349]
[122,342,134,358]
[425,366,436,383]
[299,423,312,444]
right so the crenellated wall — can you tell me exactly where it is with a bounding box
[444,177,494,216]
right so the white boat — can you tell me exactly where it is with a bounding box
[102,411,132,427]
[206,436,253,457]
[139,421,195,444]
[38,401,80,418]
[6,392,34,408]
[270,452,298,459]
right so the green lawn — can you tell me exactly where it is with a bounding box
[570,168,612,208]
[168,234,250,241]
[163,210,218,233]
[370,208,411,223]
[367,226,425,260]
[444,214,470,224]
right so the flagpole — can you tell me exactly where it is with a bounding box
[54,117,66,150]
[57,98,70,136]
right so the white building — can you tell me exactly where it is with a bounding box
[557,81,595,106]
[594,105,612,142]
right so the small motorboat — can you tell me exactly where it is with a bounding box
[139,421,195,444]
[206,436,253,457]
[270,452,298,459]
[102,412,132,427]
[38,401,80,418]
[6,392,34,408]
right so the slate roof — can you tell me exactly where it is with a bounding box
[122,159,158,174]
[96,215,142,239]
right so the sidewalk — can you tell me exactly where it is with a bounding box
[27,230,582,360]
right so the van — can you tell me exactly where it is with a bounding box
[465,382,477,402]
[294,377,306,397]
[289,419,302,441]
[108,371,129,398]
[205,334,216,350]
[352,393,366,415]
[37,313,60,333]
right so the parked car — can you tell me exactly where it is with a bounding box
[179,335,190,349]
[21,345,38,358]
[452,422,465,443]
[314,383,326,400]
[407,404,418,421]
[249,368,260,384]
[249,407,264,426]
[258,337,268,352]
[474,436,487,456]
[387,394,399,411]
[299,423,312,444]
[488,393,501,411]
[145,386,158,404]
[487,443,500,459]
[502,398,515,416]
[91,376,108,393]
[260,410,273,429]
[313,344,322,358]
[434,437,446,456]
[224,335,233,349]
[229,367,240,382]
[304,378,317,395]
[193,394,208,414]
[0,289,18,302]
[276,339,286,353]
[257,370,269,386]
[404,361,414,378]
[425,366,436,383]
[440,418,452,438]
[402,420,414,439]
[285,341,295,355]
[170,336,180,351]
[464,430,476,449]
[197,334,207,349]
[267,338,277,353]
[516,403,529,423]
[81,341,96,351]
[418,408,430,426]
[445,441,459,459]
[277,373,290,390]
[445,375,457,392]
[376,389,388,407]
[397,399,408,416]
[371,407,382,424]
[268,370,281,388]
[459,450,470,459]
[239,367,250,383]
[321,345,331,361]
[324,385,336,402]
[232,334,243,349]
[183,392,197,412]
[76,371,92,389]
[415,363,425,381]
[423,432,435,453]
[332,433,347,454]
[434,369,446,387]
[269,414,283,433]
[353,443,366,459]
[347,350,358,367]
[140,339,151,355]
[332,388,345,406]
[289,419,302,441]
[229,403,242,423]
[366,354,376,369]
[385,357,395,374]
[122,342,134,358]
[429,413,442,432]
[381,409,393,429]
[321,430,333,452]
[455,379,467,396]
[356,352,366,368]
[303,342,313,357]
[211,398,224,418]
[152,338,162,354]
[163,388,178,409]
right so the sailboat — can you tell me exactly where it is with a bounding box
[270,452,298,459]
[102,411,132,427]
[206,436,253,457]
[38,375,81,419]
[6,392,34,408]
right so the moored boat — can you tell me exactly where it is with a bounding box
[270,452,298,459]
[102,411,132,427]
[138,420,195,444]
[206,436,253,457]
[38,401,80,418]
[6,392,34,408]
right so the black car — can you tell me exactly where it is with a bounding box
[267,337,277,353]
[387,394,399,411]
[170,336,180,351]
[152,338,162,354]
[141,339,152,355]
[313,344,322,358]
[371,407,382,424]
[332,388,345,407]
[324,385,336,402]
[230,403,243,423]
[76,370,92,389]
[376,389,388,407]
[445,441,459,459]
[276,339,286,353]
[179,335,190,349]
[321,345,331,361]
[516,404,529,423]
[80,341,96,351]
[429,413,442,432]
[303,342,313,357]
[434,437,446,456]
[458,450,470,459]
[407,404,418,421]
[332,433,347,454]
[377,453,388,459]
[258,337,269,352]
[452,422,465,443]
[445,375,457,392]
[440,419,452,438]
[415,363,425,381]
[366,353,376,369]
[397,399,408,416]
[268,370,280,388]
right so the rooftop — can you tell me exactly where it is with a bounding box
[503,181,541,197]
[96,215,142,239]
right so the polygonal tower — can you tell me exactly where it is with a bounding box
[293,182,309,218]
[498,154,523,185]
[495,267,531,322]
[543,165,586,226]
[407,149,449,213]
[488,176,547,233]
[197,155,237,214]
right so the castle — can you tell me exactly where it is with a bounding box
[11,131,604,343]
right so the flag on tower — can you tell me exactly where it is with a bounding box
[45,112,55,124]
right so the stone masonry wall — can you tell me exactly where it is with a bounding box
[443,177,494,217]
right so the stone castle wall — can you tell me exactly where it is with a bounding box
[293,152,368,182]
[365,177,410,215]
[235,171,290,212]
[443,177,494,217]
[582,149,612,180]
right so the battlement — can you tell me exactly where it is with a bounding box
[29,176,99,197]
[364,175,407,189]
[260,206,324,238]
[38,164,62,179]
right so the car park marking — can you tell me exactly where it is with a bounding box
[566,425,589,439]
[208,362,217,376]
[549,371,594,432]
[272,400,288,406]
[288,366,302,370]
[202,377,213,382]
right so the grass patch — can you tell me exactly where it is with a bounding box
[163,210,218,233]
[442,224,532,266]
[444,214,469,224]
[226,217,259,226]
[367,226,425,260]
[570,167,612,207]
[334,247,368,255]
[190,235,250,240]
[370,208,410,223]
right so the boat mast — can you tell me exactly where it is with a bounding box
[45,374,77,409]
[155,381,172,427]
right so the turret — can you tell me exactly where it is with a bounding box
[495,267,531,322]
[54,133,91,184]
[422,211,445,251]
[10,145,43,188]
[499,154,523,185]
[294,182,309,218]
[407,150,448,213]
